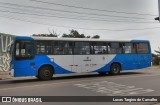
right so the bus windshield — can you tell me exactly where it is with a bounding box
[15,41,34,60]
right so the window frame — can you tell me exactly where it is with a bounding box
[122,42,136,54]
[135,42,150,54]
[53,41,74,55]
[93,42,107,54]
[73,41,91,55]
[34,40,150,55]
[36,40,53,55]
[107,42,123,54]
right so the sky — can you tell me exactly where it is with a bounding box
[0,0,160,53]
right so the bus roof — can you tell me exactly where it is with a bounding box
[15,36,150,42]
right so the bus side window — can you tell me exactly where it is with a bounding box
[53,41,73,55]
[36,42,45,55]
[74,42,90,55]
[93,42,107,54]
[136,43,149,54]
[123,43,137,54]
[63,42,73,55]
[123,43,132,54]
[36,41,52,55]
[108,42,122,54]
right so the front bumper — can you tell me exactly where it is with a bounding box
[9,69,14,77]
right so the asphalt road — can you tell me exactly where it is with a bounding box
[0,67,160,105]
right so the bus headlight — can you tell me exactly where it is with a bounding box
[50,58,54,62]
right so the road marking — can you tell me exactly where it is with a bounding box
[75,81,154,96]
[0,73,160,91]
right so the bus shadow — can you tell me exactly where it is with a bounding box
[8,71,145,84]
[54,72,144,80]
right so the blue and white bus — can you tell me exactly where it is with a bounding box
[10,36,152,80]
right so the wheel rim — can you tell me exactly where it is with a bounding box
[44,70,51,77]
[113,65,119,73]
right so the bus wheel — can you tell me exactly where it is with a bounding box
[109,63,121,75]
[38,66,53,80]
[98,72,106,76]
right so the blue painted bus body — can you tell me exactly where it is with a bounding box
[12,54,151,77]
[11,36,152,77]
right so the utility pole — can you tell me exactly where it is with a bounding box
[155,0,160,21]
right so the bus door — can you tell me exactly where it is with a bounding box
[73,42,92,73]
[90,42,108,72]
[73,42,107,73]
[13,40,35,76]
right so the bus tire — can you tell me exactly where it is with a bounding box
[38,66,53,80]
[109,63,121,75]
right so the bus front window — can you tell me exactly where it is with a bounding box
[15,41,34,60]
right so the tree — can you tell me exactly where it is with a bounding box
[32,28,58,37]
[62,29,94,38]
[152,54,159,65]
[32,33,58,37]
[155,47,160,54]
[32,29,100,38]
[154,47,160,65]
[86,36,91,38]
[62,29,87,38]
[92,35,100,39]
